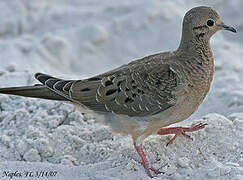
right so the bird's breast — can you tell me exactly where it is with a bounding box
[184,54,214,108]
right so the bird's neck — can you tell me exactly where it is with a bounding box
[177,36,213,64]
[178,34,210,51]
[175,36,215,106]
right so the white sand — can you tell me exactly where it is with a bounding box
[0,0,243,179]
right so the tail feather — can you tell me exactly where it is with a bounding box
[0,85,68,101]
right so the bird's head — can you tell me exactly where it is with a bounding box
[181,6,236,42]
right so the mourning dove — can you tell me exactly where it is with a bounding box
[0,6,236,178]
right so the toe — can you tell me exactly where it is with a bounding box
[150,167,162,175]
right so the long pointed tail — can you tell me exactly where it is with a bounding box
[0,85,67,101]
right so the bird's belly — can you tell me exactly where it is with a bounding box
[74,102,153,138]
[93,112,152,137]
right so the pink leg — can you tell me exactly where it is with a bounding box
[134,142,161,178]
[157,123,207,146]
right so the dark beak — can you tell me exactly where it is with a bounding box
[218,23,237,33]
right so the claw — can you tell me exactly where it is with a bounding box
[134,142,161,178]
[150,166,161,175]
[158,123,207,146]
[133,123,207,177]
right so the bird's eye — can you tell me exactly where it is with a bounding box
[206,19,215,27]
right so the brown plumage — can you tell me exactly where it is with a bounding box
[0,6,236,178]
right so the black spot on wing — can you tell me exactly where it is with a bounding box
[106,89,117,96]
[81,88,91,92]
[137,89,144,94]
[117,81,122,86]
[88,77,101,82]
[125,97,134,103]
[105,81,113,86]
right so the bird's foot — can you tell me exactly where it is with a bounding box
[157,123,207,146]
[134,142,161,178]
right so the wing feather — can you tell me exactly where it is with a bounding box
[34,53,181,117]
[69,58,179,117]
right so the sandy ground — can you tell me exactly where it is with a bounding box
[0,0,243,179]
